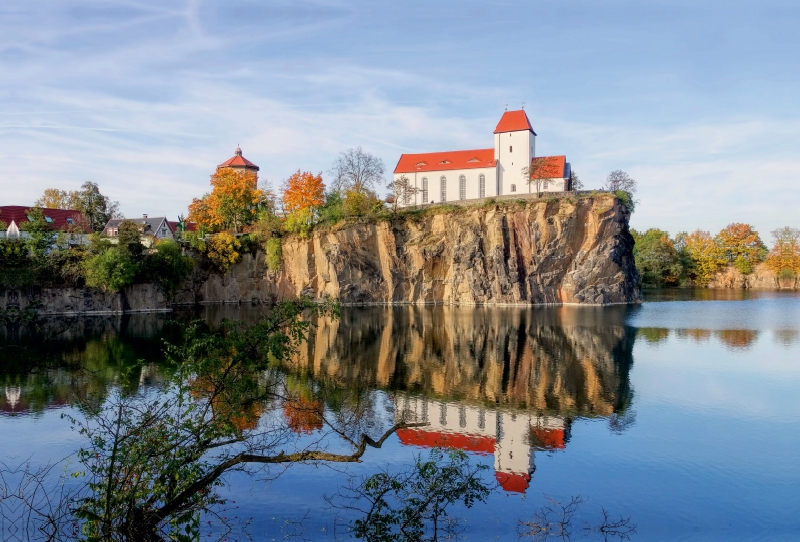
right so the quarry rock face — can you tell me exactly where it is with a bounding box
[708,262,797,290]
[270,195,641,305]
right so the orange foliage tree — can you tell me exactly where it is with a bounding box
[765,227,800,278]
[282,170,325,214]
[714,223,766,274]
[188,169,264,233]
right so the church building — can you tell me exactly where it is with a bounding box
[392,109,571,206]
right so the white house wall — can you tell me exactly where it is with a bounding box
[394,166,498,206]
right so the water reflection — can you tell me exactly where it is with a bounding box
[282,306,636,494]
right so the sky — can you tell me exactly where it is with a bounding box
[1,0,799,238]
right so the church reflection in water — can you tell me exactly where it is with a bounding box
[286,305,637,494]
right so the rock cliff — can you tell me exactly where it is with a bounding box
[708,262,797,290]
[267,195,641,305]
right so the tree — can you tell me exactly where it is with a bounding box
[386,175,420,213]
[74,182,123,232]
[34,188,79,210]
[330,147,385,194]
[714,223,766,274]
[603,170,637,213]
[524,157,558,197]
[568,170,583,191]
[19,207,58,268]
[188,169,264,234]
[116,219,143,260]
[83,248,137,292]
[62,299,426,541]
[682,230,726,286]
[205,231,242,274]
[765,227,800,279]
[632,228,683,287]
[282,170,325,215]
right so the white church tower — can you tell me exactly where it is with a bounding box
[493,109,536,196]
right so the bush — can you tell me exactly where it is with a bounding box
[205,232,242,274]
[614,190,636,213]
[84,247,138,292]
[318,191,345,224]
[266,237,282,272]
[284,208,314,239]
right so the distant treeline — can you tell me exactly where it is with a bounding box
[631,224,800,287]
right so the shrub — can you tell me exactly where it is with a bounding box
[614,190,636,213]
[84,247,138,292]
[266,237,282,272]
[205,232,242,274]
[147,239,194,293]
[284,208,314,239]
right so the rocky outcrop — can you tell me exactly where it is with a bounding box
[268,195,640,305]
[707,262,798,290]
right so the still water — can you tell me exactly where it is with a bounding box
[2,290,800,541]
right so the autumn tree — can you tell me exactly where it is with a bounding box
[682,230,726,286]
[714,223,766,274]
[523,156,557,197]
[35,188,79,210]
[188,169,264,233]
[282,170,325,214]
[765,227,800,278]
[330,147,385,195]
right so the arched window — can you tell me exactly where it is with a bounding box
[440,176,447,202]
[479,174,485,198]
[422,177,428,203]
[459,175,466,200]
[511,184,517,192]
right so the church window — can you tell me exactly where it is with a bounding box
[509,146,513,153]
[479,175,486,198]
[440,176,447,202]
[511,184,517,192]
[459,175,466,200]
[422,177,428,202]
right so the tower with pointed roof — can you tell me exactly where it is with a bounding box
[217,146,260,185]
[494,109,537,196]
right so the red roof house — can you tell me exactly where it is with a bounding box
[0,205,89,233]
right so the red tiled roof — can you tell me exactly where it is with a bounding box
[494,110,535,134]
[529,155,568,179]
[495,471,531,493]
[0,205,89,233]
[218,147,259,170]
[394,148,496,174]
[396,428,496,455]
[168,221,197,232]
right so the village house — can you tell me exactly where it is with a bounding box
[392,109,572,206]
[0,205,89,240]
[103,215,175,241]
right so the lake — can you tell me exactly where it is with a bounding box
[2,290,800,541]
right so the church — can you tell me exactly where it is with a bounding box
[392,109,571,206]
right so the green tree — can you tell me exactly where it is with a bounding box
[116,219,143,260]
[73,182,123,232]
[20,207,58,268]
[145,239,194,293]
[681,230,726,286]
[84,248,137,292]
[632,228,683,287]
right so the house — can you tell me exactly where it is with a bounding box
[0,205,89,239]
[394,393,570,494]
[392,109,572,206]
[103,215,175,241]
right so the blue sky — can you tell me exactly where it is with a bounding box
[1,0,798,238]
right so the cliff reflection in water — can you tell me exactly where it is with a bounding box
[286,306,636,493]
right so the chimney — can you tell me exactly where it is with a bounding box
[143,214,148,219]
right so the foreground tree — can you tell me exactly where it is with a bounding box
[63,298,426,541]
[714,223,766,274]
[330,147,385,195]
[765,227,800,279]
[188,169,264,234]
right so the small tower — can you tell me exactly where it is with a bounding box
[493,110,536,195]
[217,146,260,184]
